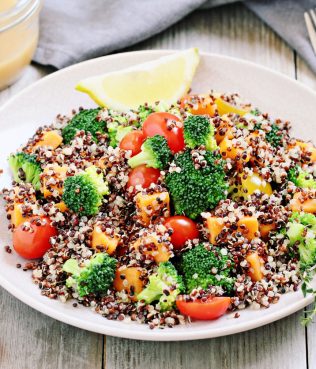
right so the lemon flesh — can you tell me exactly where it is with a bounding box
[76,48,200,112]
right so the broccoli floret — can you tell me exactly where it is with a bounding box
[266,124,283,148]
[62,108,103,144]
[166,150,227,219]
[299,238,316,272]
[290,212,316,230]
[137,262,184,311]
[63,253,117,297]
[183,115,217,151]
[287,212,316,271]
[137,105,154,124]
[250,108,261,116]
[180,244,235,293]
[288,166,316,189]
[106,112,133,147]
[255,122,283,148]
[128,135,171,169]
[62,165,109,216]
[8,152,41,190]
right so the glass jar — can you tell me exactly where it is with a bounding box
[0,0,42,90]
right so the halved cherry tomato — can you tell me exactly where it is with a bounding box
[13,216,57,259]
[119,131,145,157]
[127,165,160,191]
[164,216,199,250]
[142,112,185,153]
[176,296,231,320]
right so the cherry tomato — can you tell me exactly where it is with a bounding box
[164,216,199,250]
[13,216,57,259]
[176,296,231,320]
[127,165,160,191]
[142,112,185,153]
[119,131,145,157]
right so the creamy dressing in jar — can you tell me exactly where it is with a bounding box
[0,0,42,90]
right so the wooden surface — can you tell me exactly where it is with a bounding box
[0,3,316,369]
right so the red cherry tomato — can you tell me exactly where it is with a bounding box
[142,112,185,153]
[13,216,57,259]
[127,165,160,191]
[164,216,199,250]
[119,131,145,157]
[176,296,231,320]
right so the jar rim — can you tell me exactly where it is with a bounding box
[0,0,42,33]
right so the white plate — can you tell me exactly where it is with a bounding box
[0,50,315,341]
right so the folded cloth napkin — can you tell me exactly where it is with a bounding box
[34,0,316,74]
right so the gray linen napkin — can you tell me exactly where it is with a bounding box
[34,0,316,74]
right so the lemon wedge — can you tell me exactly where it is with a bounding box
[76,48,200,112]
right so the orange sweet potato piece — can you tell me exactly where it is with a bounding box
[246,252,264,282]
[113,266,144,300]
[135,191,170,226]
[11,204,30,228]
[9,187,37,228]
[295,141,316,162]
[33,130,63,150]
[219,136,250,163]
[290,192,316,213]
[206,217,224,245]
[181,94,216,116]
[132,235,171,263]
[237,217,259,241]
[259,223,276,240]
[41,164,68,198]
[91,224,120,255]
[214,119,233,144]
[55,201,68,213]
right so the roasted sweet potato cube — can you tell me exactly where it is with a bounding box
[237,217,259,241]
[135,191,170,226]
[290,192,316,213]
[113,266,144,300]
[91,224,120,255]
[132,235,171,263]
[206,217,224,245]
[259,223,276,240]
[41,164,68,198]
[219,136,250,163]
[33,130,63,150]
[246,252,264,282]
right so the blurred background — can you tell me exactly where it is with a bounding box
[1,0,316,91]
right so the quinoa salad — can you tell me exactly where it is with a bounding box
[2,93,316,329]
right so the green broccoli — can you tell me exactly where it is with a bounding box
[8,152,41,190]
[63,253,117,297]
[165,150,227,219]
[137,262,184,311]
[266,124,283,148]
[62,165,109,216]
[183,115,217,151]
[106,112,133,147]
[180,244,235,293]
[136,104,154,124]
[288,166,316,189]
[62,108,104,144]
[250,108,261,116]
[287,212,316,271]
[128,135,172,169]
[254,122,283,148]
